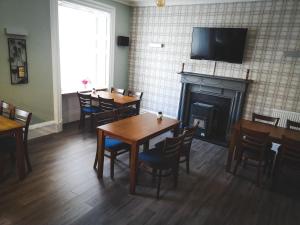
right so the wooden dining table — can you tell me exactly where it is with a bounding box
[226,119,300,172]
[0,115,26,180]
[90,91,141,113]
[96,113,180,194]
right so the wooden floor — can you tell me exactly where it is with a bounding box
[0,122,299,225]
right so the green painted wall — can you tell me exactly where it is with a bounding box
[0,0,132,124]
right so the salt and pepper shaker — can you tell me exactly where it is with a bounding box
[157,111,163,120]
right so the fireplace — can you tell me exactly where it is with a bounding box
[178,72,251,146]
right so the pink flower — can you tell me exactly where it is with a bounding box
[81,79,89,85]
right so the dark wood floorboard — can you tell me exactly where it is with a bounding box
[0,122,299,225]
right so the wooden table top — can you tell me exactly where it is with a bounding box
[0,115,24,134]
[90,91,139,105]
[235,119,300,142]
[97,113,180,143]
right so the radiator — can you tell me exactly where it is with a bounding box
[271,109,300,128]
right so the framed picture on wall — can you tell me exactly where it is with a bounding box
[8,38,29,84]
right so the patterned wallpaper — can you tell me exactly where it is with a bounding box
[128,0,300,119]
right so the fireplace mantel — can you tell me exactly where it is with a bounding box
[178,72,252,144]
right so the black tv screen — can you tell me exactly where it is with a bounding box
[191,27,247,64]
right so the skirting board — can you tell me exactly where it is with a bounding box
[29,120,62,140]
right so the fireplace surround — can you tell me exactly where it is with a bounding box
[178,72,251,145]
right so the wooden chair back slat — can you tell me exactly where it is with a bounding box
[116,107,132,120]
[98,96,115,111]
[111,87,125,95]
[162,136,184,163]
[286,119,300,131]
[0,101,15,119]
[14,108,32,143]
[252,113,279,127]
[127,90,143,100]
[92,110,117,130]
[279,135,300,164]
[77,92,92,108]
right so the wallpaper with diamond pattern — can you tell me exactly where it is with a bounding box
[128,0,300,119]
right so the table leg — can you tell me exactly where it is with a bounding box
[130,142,139,194]
[15,128,25,180]
[226,129,238,172]
[97,130,105,178]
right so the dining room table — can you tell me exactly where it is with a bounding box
[226,119,300,172]
[96,112,180,194]
[90,90,141,113]
[0,115,26,180]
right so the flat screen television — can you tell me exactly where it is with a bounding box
[190,27,248,64]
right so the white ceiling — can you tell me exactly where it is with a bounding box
[113,0,268,7]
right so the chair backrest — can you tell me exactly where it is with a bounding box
[278,136,300,168]
[286,119,300,131]
[92,110,117,129]
[111,87,125,95]
[98,96,115,111]
[77,92,92,109]
[14,108,32,143]
[182,125,198,154]
[116,107,132,120]
[127,90,143,100]
[161,136,184,165]
[0,100,15,119]
[252,113,279,127]
[238,126,270,160]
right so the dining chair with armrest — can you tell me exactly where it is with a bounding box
[138,135,184,199]
[111,87,125,95]
[233,126,270,186]
[92,110,130,178]
[77,92,101,129]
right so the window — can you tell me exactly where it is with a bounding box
[58,1,110,93]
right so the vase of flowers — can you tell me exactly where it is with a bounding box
[81,79,90,89]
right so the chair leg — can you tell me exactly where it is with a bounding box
[186,155,190,174]
[156,170,162,199]
[79,112,85,129]
[256,162,262,186]
[110,152,115,179]
[174,166,179,188]
[93,150,98,169]
[0,155,5,179]
[24,144,32,172]
[233,150,242,175]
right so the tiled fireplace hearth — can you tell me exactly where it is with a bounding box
[178,72,251,146]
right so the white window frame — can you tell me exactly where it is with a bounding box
[50,0,115,130]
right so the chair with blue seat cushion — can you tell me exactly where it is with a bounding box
[138,135,184,199]
[77,92,101,130]
[92,110,130,178]
[125,90,143,116]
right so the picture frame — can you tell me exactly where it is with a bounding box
[8,38,29,84]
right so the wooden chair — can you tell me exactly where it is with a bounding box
[116,107,132,120]
[0,108,32,173]
[138,135,184,199]
[92,110,130,178]
[98,96,115,111]
[273,135,300,186]
[252,113,279,127]
[77,92,101,129]
[286,119,300,131]
[126,90,143,116]
[0,101,15,119]
[111,87,125,95]
[179,125,198,174]
[233,126,270,186]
